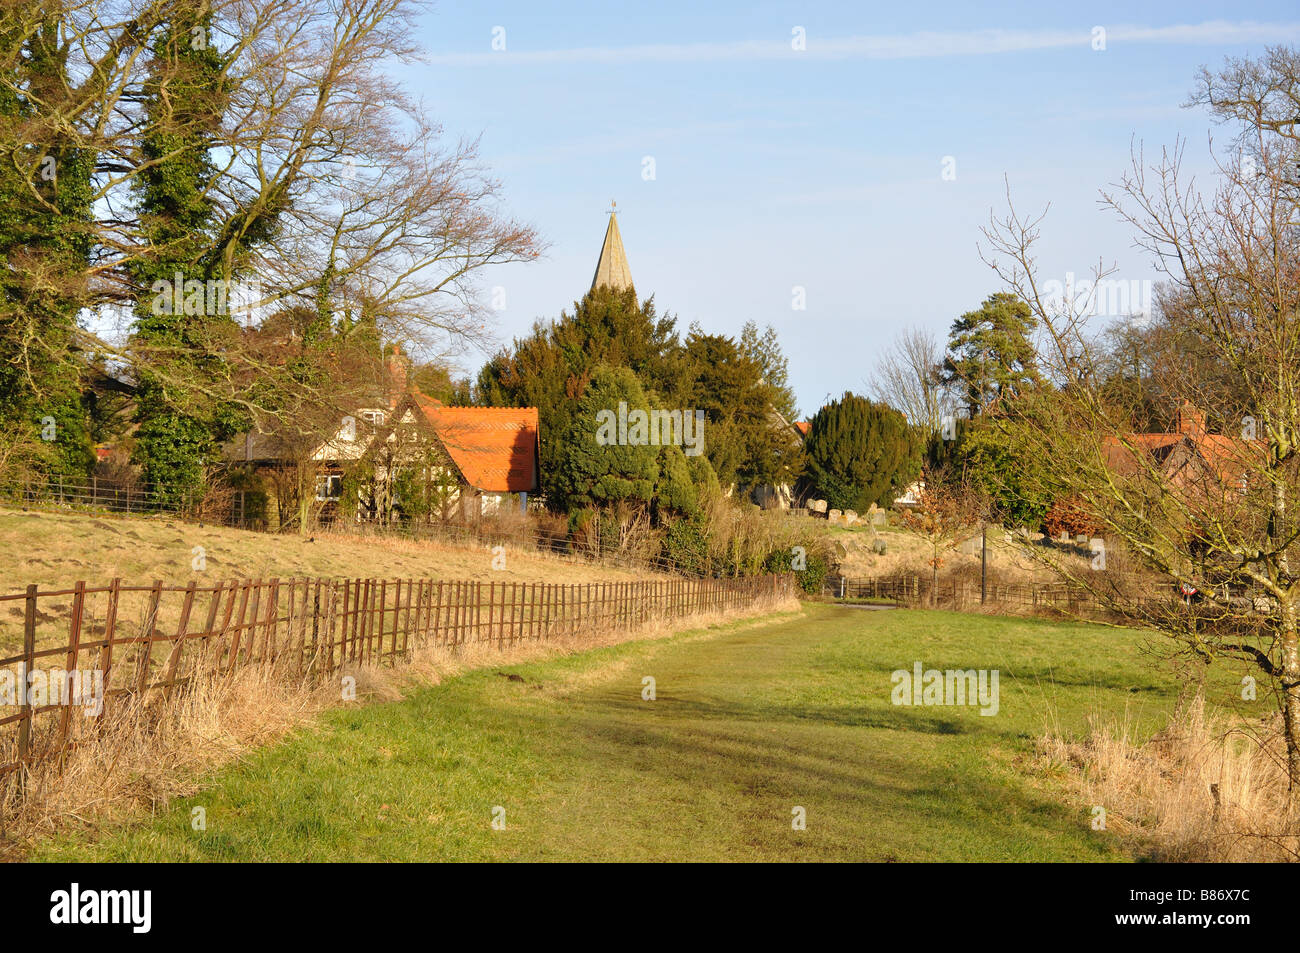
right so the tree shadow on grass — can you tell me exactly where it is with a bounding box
[490,693,1117,861]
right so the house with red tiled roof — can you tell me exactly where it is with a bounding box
[1102,401,1257,496]
[1036,401,1257,541]
[222,345,539,526]
[377,390,539,518]
[220,348,409,529]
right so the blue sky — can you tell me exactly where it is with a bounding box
[409,2,1300,417]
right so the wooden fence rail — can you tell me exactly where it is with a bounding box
[822,573,1174,619]
[0,572,794,785]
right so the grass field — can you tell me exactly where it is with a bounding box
[0,506,657,591]
[33,604,1246,862]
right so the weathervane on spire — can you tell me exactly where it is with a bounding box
[607,199,617,215]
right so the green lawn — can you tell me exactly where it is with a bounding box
[34,604,1240,862]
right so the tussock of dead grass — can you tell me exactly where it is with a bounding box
[0,596,800,858]
[1,661,330,855]
[1038,694,1300,861]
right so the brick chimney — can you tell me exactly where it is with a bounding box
[386,344,408,408]
[1177,401,1207,439]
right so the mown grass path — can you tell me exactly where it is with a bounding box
[37,605,1231,862]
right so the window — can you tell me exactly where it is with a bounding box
[315,474,343,501]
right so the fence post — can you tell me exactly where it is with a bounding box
[544,583,552,638]
[474,581,483,644]
[308,579,320,672]
[409,579,423,658]
[16,584,37,783]
[324,581,338,674]
[96,579,122,724]
[434,581,444,645]
[263,578,281,662]
[227,581,251,672]
[56,581,87,763]
[135,580,164,695]
[376,580,387,664]
[162,582,197,695]
[394,580,407,662]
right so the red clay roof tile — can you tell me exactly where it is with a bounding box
[413,397,539,493]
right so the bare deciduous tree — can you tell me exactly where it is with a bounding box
[982,46,1300,797]
[1,0,541,421]
[867,327,946,435]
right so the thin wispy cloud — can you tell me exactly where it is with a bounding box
[430,20,1300,66]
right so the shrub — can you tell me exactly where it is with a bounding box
[661,514,710,575]
[1042,496,1101,538]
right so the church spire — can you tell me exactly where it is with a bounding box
[591,201,634,292]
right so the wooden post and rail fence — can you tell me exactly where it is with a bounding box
[823,572,1191,620]
[0,572,795,788]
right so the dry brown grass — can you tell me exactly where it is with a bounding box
[0,594,799,858]
[0,657,329,854]
[829,523,1092,584]
[0,505,664,592]
[1038,694,1300,861]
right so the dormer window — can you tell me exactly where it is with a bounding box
[360,409,386,426]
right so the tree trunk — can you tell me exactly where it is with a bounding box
[1280,603,1300,795]
[297,468,314,536]
[1271,465,1300,793]
[297,494,313,536]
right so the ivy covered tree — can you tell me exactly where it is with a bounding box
[129,5,241,503]
[0,7,95,478]
[803,392,919,511]
[1,0,539,508]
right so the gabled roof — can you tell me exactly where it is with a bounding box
[1102,402,1258,487]
[591,211,634,292]
[409,393,539,493]
[220,412,386,464]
